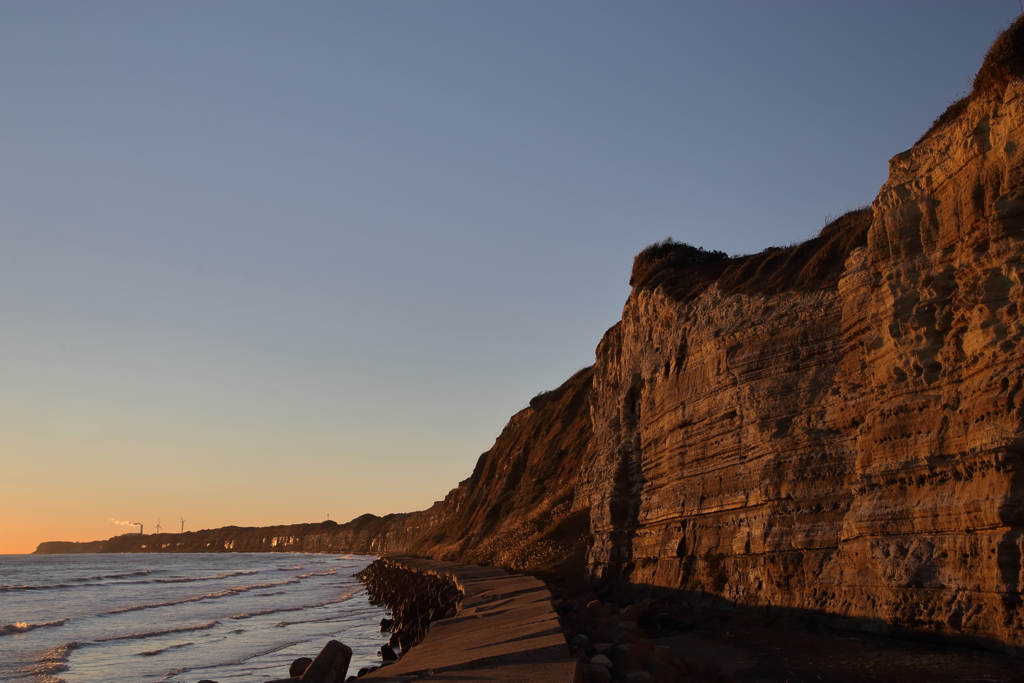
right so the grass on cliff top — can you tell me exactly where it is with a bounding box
[630,206,871,302]
[973,13,1024,97]
[918,13,1024,143]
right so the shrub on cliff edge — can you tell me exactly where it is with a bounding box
[629,207,872,303]
[919,13,1024,143]
[630,239,728,288]
[973,13,1024,98]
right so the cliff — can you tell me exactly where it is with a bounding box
[583,16,1024,649]
[37,17,1024,652]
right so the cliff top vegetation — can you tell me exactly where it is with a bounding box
[630,206,872,302]
[919,12,1024,143]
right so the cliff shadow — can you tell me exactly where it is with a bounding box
[605,580,1024,659]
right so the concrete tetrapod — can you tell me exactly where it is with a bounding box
[264,639,353,683]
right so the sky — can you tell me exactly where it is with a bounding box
[1,1,1020,554]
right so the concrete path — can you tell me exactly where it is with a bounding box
[361,557,579,683]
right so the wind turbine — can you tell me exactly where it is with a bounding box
[180,517,186,533]
[155,519,163,534]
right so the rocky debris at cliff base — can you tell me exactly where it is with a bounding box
[555,594,722,683]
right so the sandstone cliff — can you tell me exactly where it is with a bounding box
[582,17,1024,649]
[37,17,1024,652]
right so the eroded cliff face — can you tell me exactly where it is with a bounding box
[583,31,1024,648]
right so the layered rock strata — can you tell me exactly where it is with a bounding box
[583,19,1024,649]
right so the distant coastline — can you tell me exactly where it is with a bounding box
[33,518,388,556]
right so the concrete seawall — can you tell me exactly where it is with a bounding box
[362,556,580,682]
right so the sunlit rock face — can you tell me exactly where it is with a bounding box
[582,53,1024,647]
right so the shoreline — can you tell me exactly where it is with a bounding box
[356,556,578,682]
[337,558,1023,683]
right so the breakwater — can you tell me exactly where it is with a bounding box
[357,556,578,682]
[357,559,462,652]
[353,557,727,683]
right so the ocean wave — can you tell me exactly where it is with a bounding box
[95,620,220,642]
[217,639,309,666]
[162,639,307,682]
[2,578,154,591]
[297,568,337,578]
[278,565,303,571]
[0,618,69,636]
[136,641,194,657]
[22,641,80,683]
[229,606,303,619]
[273,588,364,627]
[161,665,192,681]
[3,569,259,592]
[275,614,341,628]
[154,570,258,584]
[93,569,154,580]
[105,579,300,614]
[66,565,155,581]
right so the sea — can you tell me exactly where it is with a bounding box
[0,553,389,683]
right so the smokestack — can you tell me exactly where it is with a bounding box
[133,522,143,535]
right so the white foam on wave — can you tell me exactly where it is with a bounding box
[278,565,303,571]
[275,614,339,628]
[94,620,220,642]
[296,568,337,579]
[22,641,80,683]
[136,641,194,657]
[160,638,308,683]
[0,618,70,637]
[154,570,259,584]
[105,579,300,614]
[94,570,154,580]
[3,578,154,591]
[230,606,303,619]
[214,638,310,667]
[273,588,363,627]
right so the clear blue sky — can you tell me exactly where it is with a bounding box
[1,1,1019,552]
